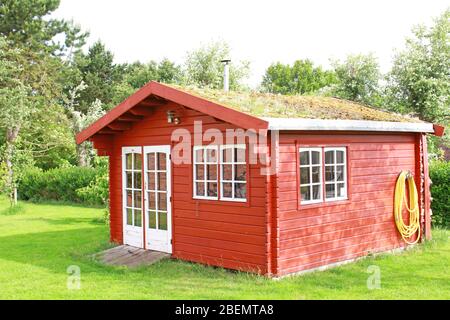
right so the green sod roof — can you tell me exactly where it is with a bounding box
[169,85,422,123]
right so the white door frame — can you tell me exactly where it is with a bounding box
[143,145,172,253]
[122,146,144,248]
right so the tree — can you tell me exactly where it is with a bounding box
[261,59,336,95]
[331,54,381,105]
[184,41,250,90]
[387,9,449,124]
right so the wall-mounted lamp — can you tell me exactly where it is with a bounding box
[167,110,180,125]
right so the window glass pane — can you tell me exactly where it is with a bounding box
[337,183,346,197]
[195,148,204,163]
[235,147,246,162]
[195,182,205,197]
[311,166,321,183]
[134,172,141,188]
[312,185,321,200]
[336,151,345,164]
[207,182,218,197]
[147,153,155,170]
[207,164,217,180]
[157,153,166,170]
[126,191,132,207]
[127,208,133,225]
[148,172,155,190]
[222,148,233,163]
[300,186,311,201]
[158,192,167,211]
[134,209,142,227]
[311,151,320,165]
[222,164,232,180]
[326,184,335,199]
[148,192,156,210]
[300,167,310,184]
[235,183,246,199]
[134,153,142,169]
[222,182,232,198]
[234,164,246,181]
[126,172,132,188]
[325,166,335,182]
[300,151,310,165]
[148,210,156,229]
[134,191,142,208]
[195,164,204,180]
[158,172,167,191]
[206,148,217,163]
[325,151,334,164]
[336,165,345,182]
[158,211,167,230]
[126,154,133,169]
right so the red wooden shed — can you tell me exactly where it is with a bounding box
[77,81,443,277]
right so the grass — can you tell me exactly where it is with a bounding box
[0,196,448,299]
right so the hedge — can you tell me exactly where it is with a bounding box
[429,160,450,228]
[19,167,99,205]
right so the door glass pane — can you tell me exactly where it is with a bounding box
[134,209,142,227]
[234,164,246,181]
[148,172,155,190]
[126,172,132,188]
[148,211,156,229]
[158,192,167,211]
[300,167,310,184]
[158,212,167,230]
[148,192,156,210]
[300,151,309,165]
[325,151,334,164]
[134,172,141,188]
[222,164,232,180]
[336,151,345,164]
[157,153,166,170]
[207,164,217,180]
[195,164,204,180]
[126,154,133,169]
[195,182,205,197]
[222,182,232,198]
[326,184,335,198]
[300,186,310,201]
[126,208,133,225]
[311,166,320,183]
[222,147,233,163]
[337,183,346,197]
[147,153,155,170]
[134,153,142,169]
[195,148,204,163]
[311,151,320,165]
[126,191,132,207]
[235,183,246,199]
[235,147,246,162]
[336,165,345,181]
[312,185,321,200]
[325,166,335,182]
[158,172,167,191]
[206,148,217,163]
[134,191,142,208]
[207,182,217,197]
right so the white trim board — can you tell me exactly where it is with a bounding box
[263,118,434,133]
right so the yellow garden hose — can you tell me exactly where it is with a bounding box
[394,171,421,244]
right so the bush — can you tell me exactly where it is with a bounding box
[76,157,109,206]
[429,160,450,228]
[19,166,99,205]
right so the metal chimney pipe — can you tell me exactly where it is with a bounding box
[221,59,231,92]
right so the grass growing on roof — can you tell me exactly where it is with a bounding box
[169,85,423,123]
[0,196,448,299]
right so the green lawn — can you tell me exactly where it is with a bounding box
[0,197,448,300]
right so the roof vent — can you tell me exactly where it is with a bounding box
[221,59,231,92]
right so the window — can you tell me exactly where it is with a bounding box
[220,145,247,201]
[299,148,322,204]
[193,144,247,202]
[193,146,218,199]
[324,147,347,201]
[299,147,347,204]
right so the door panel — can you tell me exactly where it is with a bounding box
[144,146,172,253]
[122,147,144,248]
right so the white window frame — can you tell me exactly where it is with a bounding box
[193,145,219,200]
[219,144,247,202]
[324,147,348,202]
[299,147,323,204]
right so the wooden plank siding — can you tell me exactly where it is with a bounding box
[106,102,269,274]
[275,132,417,276]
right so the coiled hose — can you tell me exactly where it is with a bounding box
[394,171,421,244]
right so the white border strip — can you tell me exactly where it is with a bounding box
[263,118,434,133]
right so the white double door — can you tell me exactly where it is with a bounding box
[122,145,172,253]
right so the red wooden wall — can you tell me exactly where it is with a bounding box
[272,132,419,276]
[106,102,269,274]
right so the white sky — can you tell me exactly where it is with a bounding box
[53,0,449,88]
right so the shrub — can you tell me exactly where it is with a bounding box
[429,160,450,228]
[76,158,109,206]
[19,166,98,205]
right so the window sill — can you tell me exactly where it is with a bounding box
[299,198,350,209]
[192,197,248,206]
